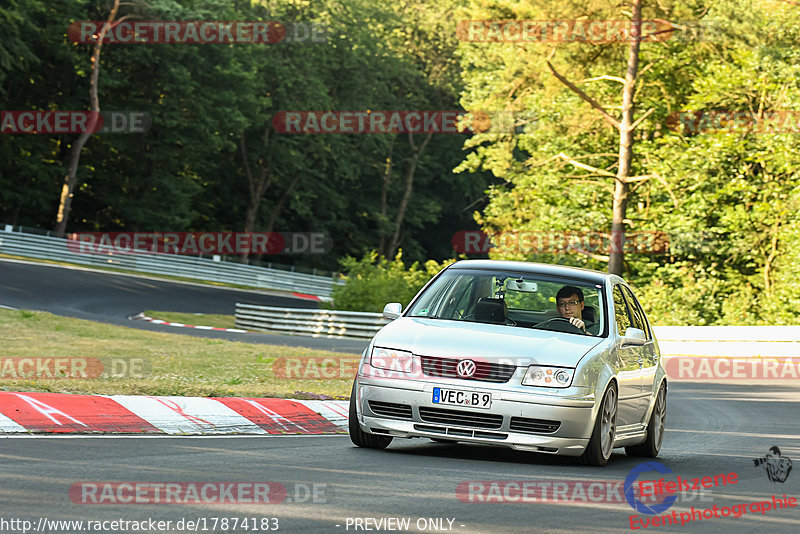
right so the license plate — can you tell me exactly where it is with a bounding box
[432,387,492,409]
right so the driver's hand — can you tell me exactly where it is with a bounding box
[569,317,586,331]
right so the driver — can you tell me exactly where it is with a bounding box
[556,286,593,335]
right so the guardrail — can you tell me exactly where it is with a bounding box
[235,303,389,339]
[0,227,341,297]
[233,305,800,353]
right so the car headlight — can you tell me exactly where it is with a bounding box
[522,366,574,388]
[370,347,414,373]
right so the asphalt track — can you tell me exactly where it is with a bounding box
[1,381,799,533]
[2,258,799,533]
[0,258,366,354]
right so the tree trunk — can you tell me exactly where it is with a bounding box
[378,135,396,255]
[546,0,646,276]
[54,1,122,237]
[609,179,629,275]
[239,127,273,263]
[386,131,433,257]
[265,174,301,233]
[608,0,642,276]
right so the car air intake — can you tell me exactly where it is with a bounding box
[413,425,508,440]
[420,356,516,383]
[418,406,503,429]
[368,401,413,420]
[509,416,561,434]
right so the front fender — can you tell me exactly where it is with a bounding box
[573,344,618,419]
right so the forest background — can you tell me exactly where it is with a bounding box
[1,0,798,325]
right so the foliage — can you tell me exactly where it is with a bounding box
[454,0,800,325]
[3,0,800,324]
[0,0,488,271]
[329,250,453,312]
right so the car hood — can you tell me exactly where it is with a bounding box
[372,317,604,367]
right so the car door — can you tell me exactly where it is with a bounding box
[621,285,658,417]
[612,284,643,427]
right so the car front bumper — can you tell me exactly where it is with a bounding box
[355,376,599,456]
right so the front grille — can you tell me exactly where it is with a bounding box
[368,401,412,420]
[418,406,503,429]
[420,356,516,383]
[509,416,561,434]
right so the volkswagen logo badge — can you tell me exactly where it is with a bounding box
[456,359,477,378]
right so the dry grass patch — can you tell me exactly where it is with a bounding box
[0,308,356,398]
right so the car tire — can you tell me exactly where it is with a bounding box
[578,382,617,466]
[348,381,393,449]
[626,382,666,458]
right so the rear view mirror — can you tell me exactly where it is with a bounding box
[506,279,538,292]
[622,327,646,346]
[382,302,402,320]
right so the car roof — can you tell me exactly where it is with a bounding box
[447,259,615,285]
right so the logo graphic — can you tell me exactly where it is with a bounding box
[754,446,793,483]
[456,359,477,379]
[625,462,677,515]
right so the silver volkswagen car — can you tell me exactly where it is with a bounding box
[349,260,667,466]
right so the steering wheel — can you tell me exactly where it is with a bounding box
[534,317,588,334]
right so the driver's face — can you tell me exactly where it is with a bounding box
[557,294,584,319]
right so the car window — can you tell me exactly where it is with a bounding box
[410,272,458,318]
[621,285,651,339]
[620,286,645,333]
[503,279,561,310]
[450,276,475,318]
[612,285,632,336]
[407,269,607,337]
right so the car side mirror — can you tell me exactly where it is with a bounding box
[382,302,403,320]
[622,327,646,347]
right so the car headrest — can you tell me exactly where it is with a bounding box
[583,305,596,323]
[475,297,508,324]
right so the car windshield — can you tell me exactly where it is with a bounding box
[407,269,606,337]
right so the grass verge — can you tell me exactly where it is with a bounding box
[144,310,238,330]
[0,308,356,398]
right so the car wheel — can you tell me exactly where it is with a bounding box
[578,382,617,466]
[348,381,393,449]
[626,382,666,458]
